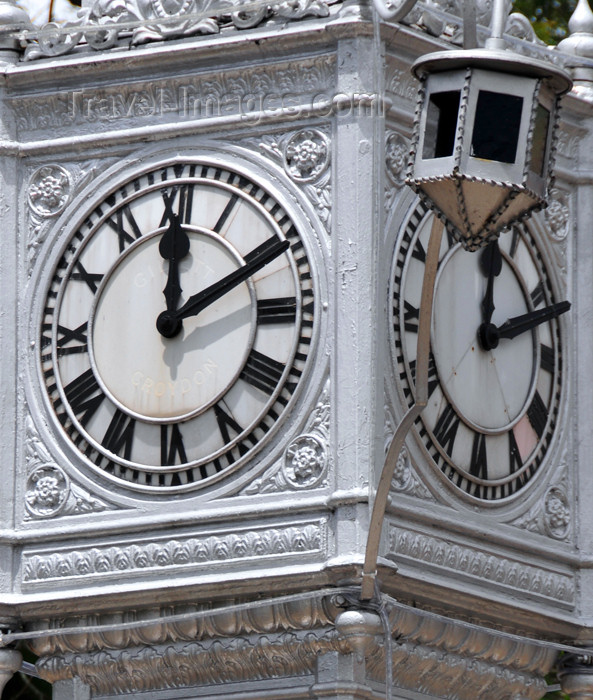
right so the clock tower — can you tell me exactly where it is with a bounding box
[0,0,591,698]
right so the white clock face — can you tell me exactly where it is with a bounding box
[392,202,564,501]
[40,162,315,491]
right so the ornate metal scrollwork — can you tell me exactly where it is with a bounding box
[22,0,342,60]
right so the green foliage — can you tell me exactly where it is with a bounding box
[540,670,570,700]
[541,688,570,699]
[513,0,578,44]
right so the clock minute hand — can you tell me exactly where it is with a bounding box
[156,238,290,338]
[496,301,571,340]
[479,300,570,350]
[177,238,290,320]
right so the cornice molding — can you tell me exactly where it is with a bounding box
[29,592,555,699]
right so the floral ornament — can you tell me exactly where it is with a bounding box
[283,129,330,183]
[385,131,409,185]
[391,447,410,490]
[544,487,570,539]
[546,188,570,241]
[25,465,70,518]
[283,435,326,488]
[388,445,433,499]
[28,165,71,217]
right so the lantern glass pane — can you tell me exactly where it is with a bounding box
[471,91,523,164]
[530,103,550,177]
[422,90,461,159]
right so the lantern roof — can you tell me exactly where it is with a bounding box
[413,48,573,97]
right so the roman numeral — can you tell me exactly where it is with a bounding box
[240,349,285,394]
[509,226,521,258]
[56,322,88,357]
[213,193,239,233]
[160,423,187,466]
[540,344,555,373]
[403,300,420,333]
[161,185,195,225]
[160,188,176,224]
[508,429,522,474]
[433,403,460,457]
[469,432,488,480]
[70,261,104,294]
[412,237,426,263]
[256,297,297,324]
[527,390,548,439]
[105,206,142,252]
[177,184,194,224]
[408,353,438,398]
[530,280,546,308]
[64,368,105,426]
[102,410,135,461]
[214,403,246,452]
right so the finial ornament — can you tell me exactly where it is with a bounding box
[558,0,593,59]
[568,0,593,37]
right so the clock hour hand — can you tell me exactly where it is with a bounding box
[479,239,502,325]
[479,300,570,350]
[159,212,191,312]
[156,238,290,338]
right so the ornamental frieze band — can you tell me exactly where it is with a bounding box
[389,526,575,606]
[22,520,326,585]
[9,54,337,134]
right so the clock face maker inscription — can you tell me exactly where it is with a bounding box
[391,203,564,501]
[39,163,315,491]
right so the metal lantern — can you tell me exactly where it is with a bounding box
[408,49,572,251]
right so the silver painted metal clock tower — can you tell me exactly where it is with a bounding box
[0,0,593,697]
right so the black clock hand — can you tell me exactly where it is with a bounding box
[159,212,190,315]
[497,301,571,339]
[479,300,570,350]
[479,239,502,325]
[157,238,290,338]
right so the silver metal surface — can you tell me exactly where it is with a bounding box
[0,0,586,696]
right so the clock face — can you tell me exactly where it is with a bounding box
[39,162,315,491]
[391,202,564,501]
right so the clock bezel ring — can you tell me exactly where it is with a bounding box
[388,197,566,503]
[30,152,323,495]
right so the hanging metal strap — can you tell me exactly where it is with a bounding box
[361,217,444,601]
